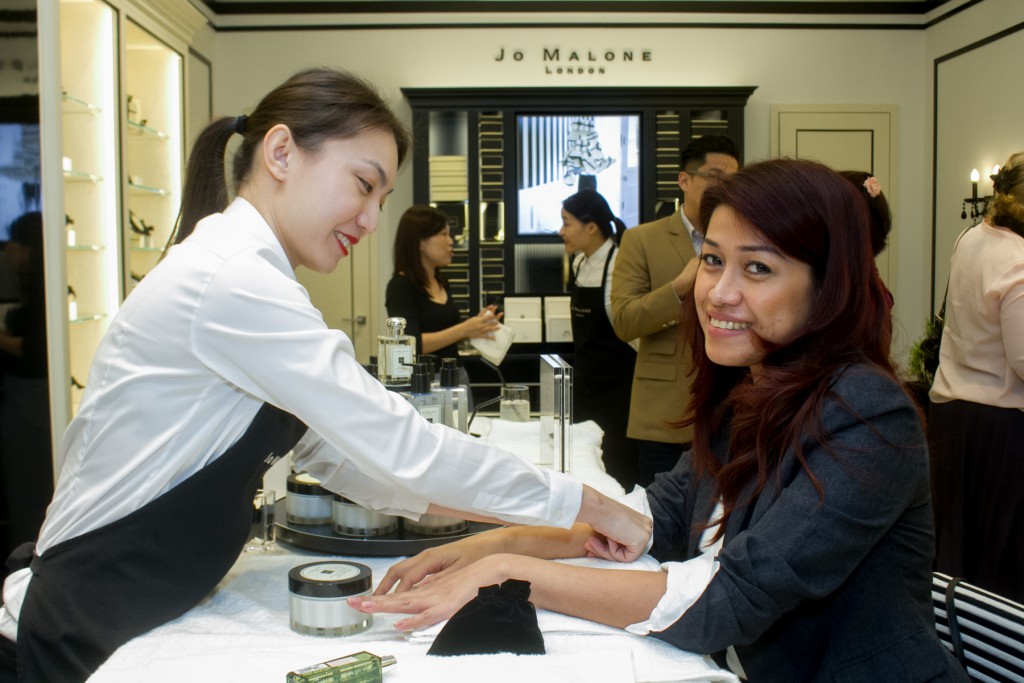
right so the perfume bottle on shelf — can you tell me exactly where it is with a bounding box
[67,285,77,321]
[377,317,415,385]
[66,214,76,246]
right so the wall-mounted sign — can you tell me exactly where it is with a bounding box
[494,47,653,75]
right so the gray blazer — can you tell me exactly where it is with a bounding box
[645,364,967,682]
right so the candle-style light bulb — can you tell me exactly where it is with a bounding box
[971,168,979,201]
[992,165,1001,176]
[970,168,980,182]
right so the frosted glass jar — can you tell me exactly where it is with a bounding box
[285,472,333,525]
[332,495,398,537]
[403,513,469,536]
[288,561,372,636]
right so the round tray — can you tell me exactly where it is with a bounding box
[273,499,500,557]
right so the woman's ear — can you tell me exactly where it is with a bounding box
[263,124,294,181]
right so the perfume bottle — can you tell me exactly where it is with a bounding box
[435,358,468,433]
[377,317,415,385]
[286,650,396,683]
[406,363,444,424]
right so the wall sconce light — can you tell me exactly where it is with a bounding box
[961,165,999,221]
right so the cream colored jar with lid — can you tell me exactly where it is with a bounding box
[286,471,333,525]
[332,495,399,537]
[288,561,372,636]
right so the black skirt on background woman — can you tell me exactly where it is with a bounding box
[928,399,1024,603]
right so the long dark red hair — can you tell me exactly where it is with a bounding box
[682,158,901,538]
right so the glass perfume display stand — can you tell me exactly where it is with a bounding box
[538,354,573,473]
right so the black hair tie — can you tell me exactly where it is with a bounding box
[234,115,248,136]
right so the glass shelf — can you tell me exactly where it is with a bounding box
[127,119,169,140]
[67,244,105,252]
[128,182,170,196]
[62,92,101,114]
[129,245,163,253]
[64,169,102,183]
[69,313,108,324]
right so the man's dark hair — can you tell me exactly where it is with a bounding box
[679,135,740,171]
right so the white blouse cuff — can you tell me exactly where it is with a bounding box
[624,551,720,635]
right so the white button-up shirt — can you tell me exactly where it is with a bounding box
[0,198,581,641]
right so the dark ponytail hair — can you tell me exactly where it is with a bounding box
[561,190,627,244]
[838,170,892,256]
[173,68,411,245]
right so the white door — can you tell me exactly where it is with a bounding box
[770,105,898,287]
[296,247,374,362]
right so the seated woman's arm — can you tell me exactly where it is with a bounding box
[352,549,668,632]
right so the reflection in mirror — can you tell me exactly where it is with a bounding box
[516,114,639,235]
[0,0,54,560]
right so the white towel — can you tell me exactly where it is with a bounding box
[407,555,739,683]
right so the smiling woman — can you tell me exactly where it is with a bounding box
[0,68,653,683]
[349,159,967,682]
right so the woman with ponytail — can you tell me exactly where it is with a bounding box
[0,68,649,683]
[560,189,639,490]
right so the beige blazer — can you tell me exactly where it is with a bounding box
[610,211,696,444]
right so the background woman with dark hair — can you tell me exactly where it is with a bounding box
[0,69,649,683]
[352,159,966,682]
[0,212,52,558]
[386,205,500,364]
[929,152,1024,603]
[560,189,638,490]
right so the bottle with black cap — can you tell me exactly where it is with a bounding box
[434,357,468,433]
[406,362,444,424]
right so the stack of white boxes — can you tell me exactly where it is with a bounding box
[544,296,572,342]
[503,296,574,343]
[503,297,542,343]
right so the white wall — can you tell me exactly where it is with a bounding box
[925,0,1024,320]
[209,5,1017,368]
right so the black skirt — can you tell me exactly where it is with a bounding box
[928,399,1024,603]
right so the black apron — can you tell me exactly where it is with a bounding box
[570,246,639,490]
[7,402,307,683]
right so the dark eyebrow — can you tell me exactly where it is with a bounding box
[362,158,390,189]
[703,237,782,256]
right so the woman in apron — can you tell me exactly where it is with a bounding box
[561,190,639,491]
[0,68,650,683]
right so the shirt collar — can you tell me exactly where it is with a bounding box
[680,210,704,253]
[223,197,294,274]
[582,237,614,266]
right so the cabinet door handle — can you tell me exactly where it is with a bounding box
[341,315,367,325]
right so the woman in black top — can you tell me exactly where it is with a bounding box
[386,205,500,362]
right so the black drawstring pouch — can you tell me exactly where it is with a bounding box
[427,579,545,656]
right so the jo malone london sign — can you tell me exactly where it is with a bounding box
[493,47,653,75]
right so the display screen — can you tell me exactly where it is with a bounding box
[516,114,640,236]
[0,122,41,242]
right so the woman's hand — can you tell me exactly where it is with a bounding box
[373,531,506,595]
[577,486,652,563]
[460,305,503,341]
[351,554,514,631]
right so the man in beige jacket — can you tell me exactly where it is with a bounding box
[611,135,740,486]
